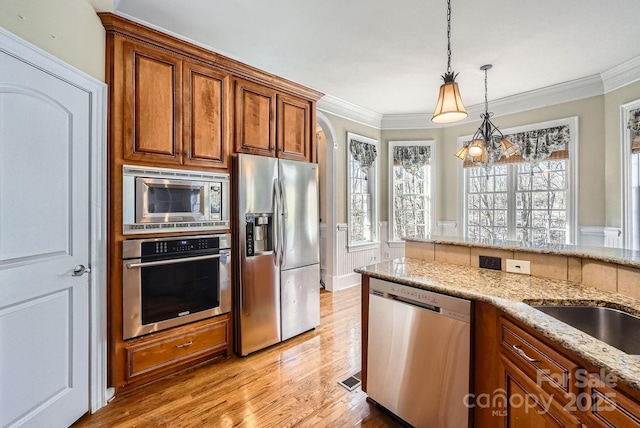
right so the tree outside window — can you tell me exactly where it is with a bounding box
[347,133,378,248]
[461,118,577,245]
[389,141,434,242]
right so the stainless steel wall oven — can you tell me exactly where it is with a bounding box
[122,234,231,340]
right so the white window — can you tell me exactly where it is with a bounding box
[622,100,640,250]
[388,140,435,242]
[460,118,578,245]
[347,132,379,248]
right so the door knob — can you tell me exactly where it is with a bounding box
[73,265,91,276]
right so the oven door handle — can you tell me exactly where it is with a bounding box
[125,253,222,269]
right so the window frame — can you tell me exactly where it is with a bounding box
[346,132,379,250]
[388,140,436,245]
[622,99,640,250]
[457,117,579,244]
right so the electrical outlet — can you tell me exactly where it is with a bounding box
[479,255,502,270]
[506,259,531,275]
[383,251,390,260]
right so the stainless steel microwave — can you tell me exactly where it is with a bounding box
[122,165,230,234]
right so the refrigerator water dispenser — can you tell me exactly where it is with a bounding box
[245,213,273,256]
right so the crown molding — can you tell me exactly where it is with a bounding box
[322,55,640,131]
[380,113,434,130]
[381,75,604,130]
[601,55,640,93]
[317,94,383,129]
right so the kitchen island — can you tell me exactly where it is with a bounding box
[356,237,640,427]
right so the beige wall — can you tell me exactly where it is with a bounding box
[381,96,607,226]
[603,80,640,227]
[0,0,106,81]
[440,95,607,227]
[318,111,381,224]
[329,88,640,233]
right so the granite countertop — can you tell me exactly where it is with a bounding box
[406,235,640,268]
[355,257,640,393]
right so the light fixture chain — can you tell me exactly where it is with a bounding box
[484,67,489,115]
[446,0,452,73]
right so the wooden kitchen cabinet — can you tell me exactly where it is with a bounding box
[500,356,583,428]
[125,314,230,386]
[582,373,640,427]
[116,38,231,169]
[491,311,640,428]
[499,317,580,405]
[234,78,277,156]
[235,78,315,162]
[183,60,231,169]
[277,93,313,162]
[122,41,182,164]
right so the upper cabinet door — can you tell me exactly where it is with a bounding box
[122,41,182,164]
[234,78,276,157]
[277,94,312,162]
[183,61,230,169]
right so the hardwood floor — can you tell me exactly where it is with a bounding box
[74,286,404,427]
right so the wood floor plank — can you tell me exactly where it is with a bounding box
[73,286,403,427]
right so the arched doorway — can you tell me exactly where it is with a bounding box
[316,111,338,291]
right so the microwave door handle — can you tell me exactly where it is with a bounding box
[125,253,221,269]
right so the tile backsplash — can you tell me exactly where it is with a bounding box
[408,243,640,300]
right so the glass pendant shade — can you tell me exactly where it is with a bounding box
[432,81,468,123]
[468,139,485,157]
[474,149,487,163]
[500,138,518,157]
[453,64,521,166]
[454,145,469,160]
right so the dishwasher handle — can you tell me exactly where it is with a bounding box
[393,295,441,313]
[372,290,442,313]
[369,279,472,323]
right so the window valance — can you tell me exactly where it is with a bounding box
[349,138,377,170]
[393,146,431,175]
[464,124,570,168]
[628,108,640,153]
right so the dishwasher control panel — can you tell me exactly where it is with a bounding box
[370,278,471,323]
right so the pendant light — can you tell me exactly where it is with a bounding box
[454,64,519,167]
[431,0,467,124]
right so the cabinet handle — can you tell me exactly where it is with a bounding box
[512,344,540,363]
[175,341,193,349]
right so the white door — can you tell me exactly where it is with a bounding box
[0,47,90,427]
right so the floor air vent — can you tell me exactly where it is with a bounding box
[337,372,361,391]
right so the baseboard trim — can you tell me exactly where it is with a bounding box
[325,273,361,292]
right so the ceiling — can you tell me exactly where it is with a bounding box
[115,0,640,116]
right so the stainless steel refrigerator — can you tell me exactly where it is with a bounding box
[233,153,320,356]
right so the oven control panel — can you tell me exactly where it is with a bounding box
[141,236,219,257]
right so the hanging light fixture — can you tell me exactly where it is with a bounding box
[455,64,519,167]
[432,0,467,124]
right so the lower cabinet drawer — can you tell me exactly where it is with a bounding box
[584,374,640,428]
[127,318,228,378]
[499,316,579,402]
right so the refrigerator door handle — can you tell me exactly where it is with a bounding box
[278,177,286,267]
[273,178,281,265]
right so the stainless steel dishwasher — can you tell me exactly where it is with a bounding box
[366,278,472,428]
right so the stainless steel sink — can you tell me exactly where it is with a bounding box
[531,305,640,355]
